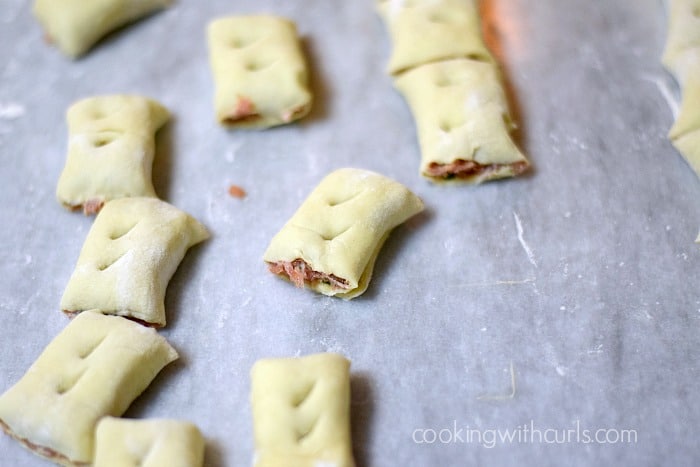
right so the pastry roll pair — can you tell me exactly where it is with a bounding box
[33,0,171,58]
[61,197,209,327]
[251,353,354,467]
[264,168,424,299]
[0,312,178,466]
[377,0,530,183]
[56,95,169,215]
[207,15,312,128]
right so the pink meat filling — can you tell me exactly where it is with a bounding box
[268,259,350,290]
[427,159,529,180]
[223,96,260,125]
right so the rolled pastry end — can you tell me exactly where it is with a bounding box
[219,96,311,128]
[424,159,530,183]
[62,309,161,329]
[0,418,90,467]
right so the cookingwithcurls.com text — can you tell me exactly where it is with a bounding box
[411,420,638,448]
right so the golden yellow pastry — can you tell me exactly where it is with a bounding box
[0,311,178,466]
[251,353,354,467]
[263,168,424,298]
[33,0,172,58]
[207,15,312,128]
[376,0,493,75]
[56,95,169,215]
[94,417,205,467]
[61,197,209,327]
[394,58,529,183]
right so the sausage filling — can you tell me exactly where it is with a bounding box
[268,259,350,290]
[426,159,528,180]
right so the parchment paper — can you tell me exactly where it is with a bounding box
[0,0,698,466]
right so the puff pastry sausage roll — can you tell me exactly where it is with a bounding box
[61,197,209,327]
[0,311,178,466]
[33,0,171,58]
[251,353,354,467]
[394,58,529,183]
[376,0,493,75]
[207,15,312,128]
[56,95,170,215]
[94,417,205,467]
[263,168,424,299]
[662,0,700,175]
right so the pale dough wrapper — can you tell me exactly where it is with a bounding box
[56,95,170,215]
[207,15,312,128]
[263,168,424,299]
[33,0,172,58]
[251,353,355,467]
[662,0,700,176]
[394,58,529,183]
[94,417,205,467]
[0,311,178,466]
[61,197,209,327]
[376,0,494,75]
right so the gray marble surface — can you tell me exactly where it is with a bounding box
[0,0,699,466]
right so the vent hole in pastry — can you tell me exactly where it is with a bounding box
[436,72,473,87]
[245,60,273,72]
[428,11,450,23]
[327,192,360,207]
[229,37,255,48]
[320,226,351,241]
[56,369,86,395]
[97,252,128,271]
[93,137,114,147]
[435,77,451,87]
[292,382,316,408]
[91,131,121,148]
[467,52,491,63]
[439,121,453,132]
[109,223,137,240]
[78,337,105,359]
[295,418,319,443]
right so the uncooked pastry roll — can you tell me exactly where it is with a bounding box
[250,353,354,467]
[207,15,312,128]
[0,311,178,466]
[61,197,209,327]
[263,168,424,299]
[33,0,172,58]
[376,0,493,75]
[662,0,700,175]
[94,417,205,467]
[394,58,529,183]
[56,95,170,215]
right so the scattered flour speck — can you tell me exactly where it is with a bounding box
[0,103,25,120]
